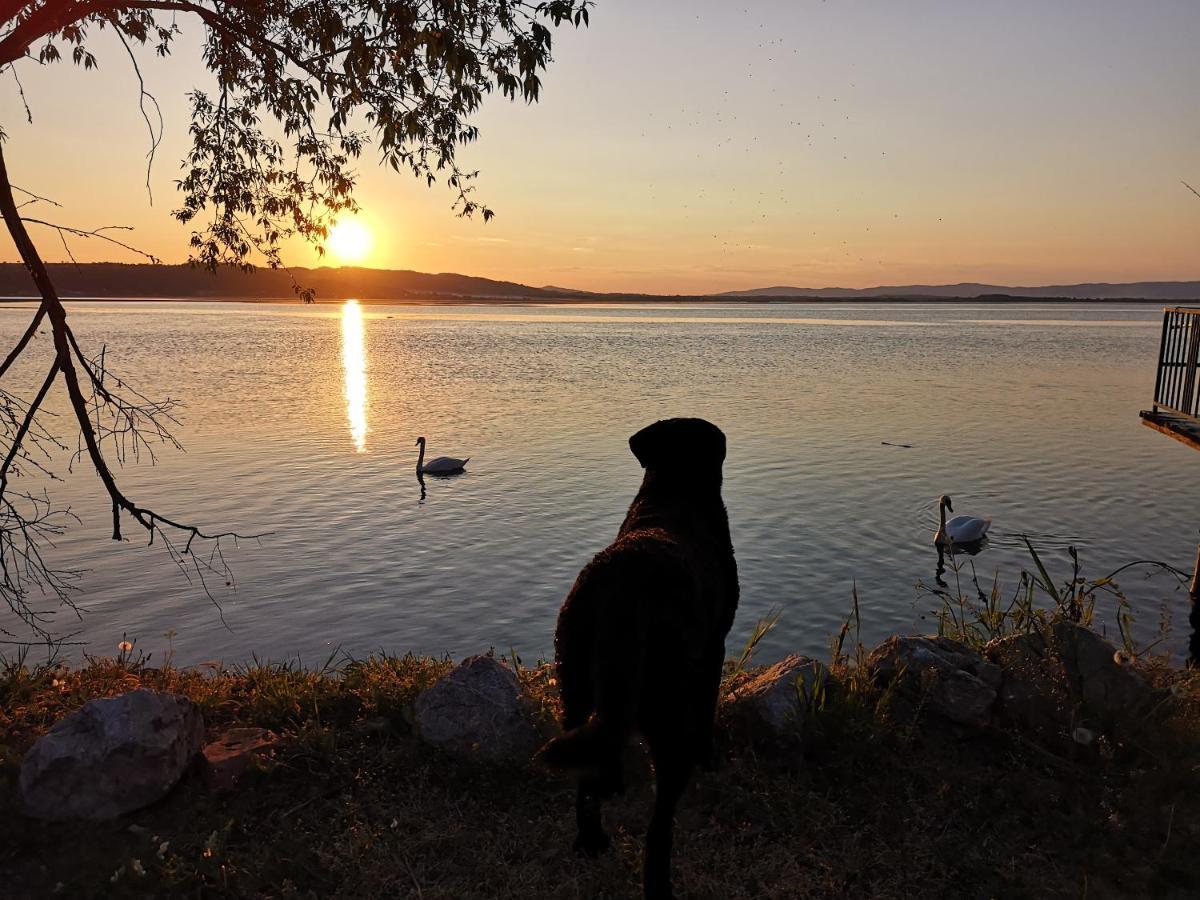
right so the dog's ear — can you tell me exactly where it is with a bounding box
[629,418,726,470]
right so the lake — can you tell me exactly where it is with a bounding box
[1,300,1196,667]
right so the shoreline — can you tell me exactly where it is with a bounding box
[0,294,1190,306]
[2,616,1198,898]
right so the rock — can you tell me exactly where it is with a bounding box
[986,631,1069,739]
[983,622,1160,750]
[1049,622,1152,723]
[201,727,278,794]
[414,655,539,763]
[724,655,836,744]
[986,624,1154,735]
[867,636,1001,728]
[19,690,204,821]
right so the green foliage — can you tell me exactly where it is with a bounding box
[1,1,592,285]
[726,607,781,679]
[920,538,1188,655]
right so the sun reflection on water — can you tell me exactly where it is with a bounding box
[341,300,368,452]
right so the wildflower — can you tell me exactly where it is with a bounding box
[1072,726,1095,746]
[118,641,133,653]
[157,841,170,859]
[1113,649,1134,666]
[130,859,145,877]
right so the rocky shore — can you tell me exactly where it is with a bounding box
[2,620,1197,897]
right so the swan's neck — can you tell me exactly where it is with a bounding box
[416,442,425,471]
[937,501,947,539]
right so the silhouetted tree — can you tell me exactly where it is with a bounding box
[0,0,590,641]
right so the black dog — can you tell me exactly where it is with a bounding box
[537,418,739,900]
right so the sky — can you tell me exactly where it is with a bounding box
[1,0,1199,294]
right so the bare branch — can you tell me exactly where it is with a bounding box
[11,185,62,208]
[6,60,33,123]
[115,25,163,204]
[0,302,46,381]
[20,217,161,263]
[0,359,59,495]
[0,140,262,638]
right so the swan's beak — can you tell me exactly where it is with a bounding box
[945,499,953,513]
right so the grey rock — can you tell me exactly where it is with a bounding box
[1050,621,1152,723]
[724,655,836,743]
[868,635,1000,727]
[986,624,1154,738]
[414,655,539,762]
[19,690,205,821]
[986,631,1067,738]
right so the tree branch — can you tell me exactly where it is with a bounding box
[20,217,161,262]
[0,138,261,630]
[0,358,58,495]
[0,1,101,68]
[115,23,163,204]
[0,302,46,381]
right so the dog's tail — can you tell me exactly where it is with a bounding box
[536,717,614,771]
[536,716,628,797]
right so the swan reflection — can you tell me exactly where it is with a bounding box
[341,300,369,452]
[934,538,989,588]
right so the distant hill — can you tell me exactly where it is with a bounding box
[1,263,1196,302]
[721,281,1200,301]
[0,263,564,301]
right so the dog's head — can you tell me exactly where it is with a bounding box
[629,418,726,475]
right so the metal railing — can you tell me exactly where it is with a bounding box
[1152,307,1200,420]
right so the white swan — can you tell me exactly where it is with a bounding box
[416,436,469,475]
[934,494,991,546]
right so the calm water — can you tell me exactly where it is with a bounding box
[1,301,1196,666]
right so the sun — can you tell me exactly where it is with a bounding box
[327,220,373,264]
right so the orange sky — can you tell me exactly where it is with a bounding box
[2,1,1198,294]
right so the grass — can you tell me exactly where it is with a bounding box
[2,555,1199,898]
[920,538,1190,655]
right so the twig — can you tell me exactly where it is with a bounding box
[19,218,161,263]
[115,27,163,204]
[1159,802,1176,860]
[11,185,61,208]
[400,850,425,899]
[6,62,31,123]
[0,359,58,494]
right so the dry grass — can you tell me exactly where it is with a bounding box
[1,644,1199,899]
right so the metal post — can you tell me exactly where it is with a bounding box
[1152,308,1171,412]
[1190,542,1200,668]
[1192,541,1200,603]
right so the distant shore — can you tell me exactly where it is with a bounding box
[2,262,1198,306]
[0,294,1188,306]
